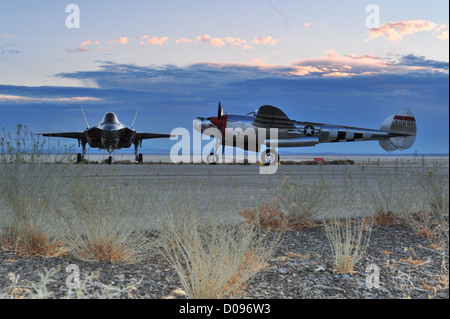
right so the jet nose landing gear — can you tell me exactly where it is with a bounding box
[136,153,143,163]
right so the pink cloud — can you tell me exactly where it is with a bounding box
[366,20,446,42]
[210,37,226,48]
[224,37,252,49]
[175,37,192,44]
[0,94,103,103]
[194,34,253,49]
[195,34,211,43]
[145,36,169,46]
[80,40,92,47]
[115,37,129,45]
[252,35,283,45]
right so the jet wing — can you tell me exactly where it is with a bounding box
[36,132,85,139]
[135,132,176,140]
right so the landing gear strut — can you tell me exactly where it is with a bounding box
[76,140,87,163]
[134,141,143,163]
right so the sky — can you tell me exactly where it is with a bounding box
[0,0,448,155]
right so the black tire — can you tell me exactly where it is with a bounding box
[76,153,82,163]
[138,153,143,163]
[107,156,112,164]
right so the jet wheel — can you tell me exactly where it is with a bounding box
[107,156,112,164]
[138,153,143,163]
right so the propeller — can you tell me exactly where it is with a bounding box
[206,101,227,156]
[218,101,222,119]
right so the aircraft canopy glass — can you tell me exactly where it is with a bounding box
[102,112,119,124]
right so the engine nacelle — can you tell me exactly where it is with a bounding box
[265,137,319,148]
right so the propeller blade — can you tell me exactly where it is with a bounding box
[222,138,225,156]
[218,101,222,119]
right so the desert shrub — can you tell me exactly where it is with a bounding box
[358,160,417,216]
[399,157,449,239]
[239,199,316,230]
[51,177,153,263]
[158,185,281,298]
[277,176,331,225]
[0,125,73,256]
[373,210,396,226]
[324,214,373,274]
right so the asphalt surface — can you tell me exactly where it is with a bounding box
[64,155,449,219]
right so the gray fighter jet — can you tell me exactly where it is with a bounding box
[194,102,417,164]
[37,109,174,164]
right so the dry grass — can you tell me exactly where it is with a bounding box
[239,199,317,231]
[161,224,274,298]
[324,215,373,274]
[159,187,281,299]
[397,257,427,266]
[0,225,67,257]
[374,210,396,226]
[277,177,330,225]
[51,180,153,264]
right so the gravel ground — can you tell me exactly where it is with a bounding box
[0,223,448,300]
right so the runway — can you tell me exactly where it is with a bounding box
[67,155,449,219]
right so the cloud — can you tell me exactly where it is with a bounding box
[0,48,20,55]
[54,53,448,94]
[436,25,449,40]
[0,94,103,103]
[252,35,282,45]
[114,37,130,45]
[399,54,449,70]
[210,37,226,48]
[67,40,109,53]
[224,37,252,49]
[366,20,448,42]
[191,34,285,50]
[195,34,211,43]
[175,37,192,44]
[140,36,169,46]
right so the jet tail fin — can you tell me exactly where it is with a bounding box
[379,108,417,152]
